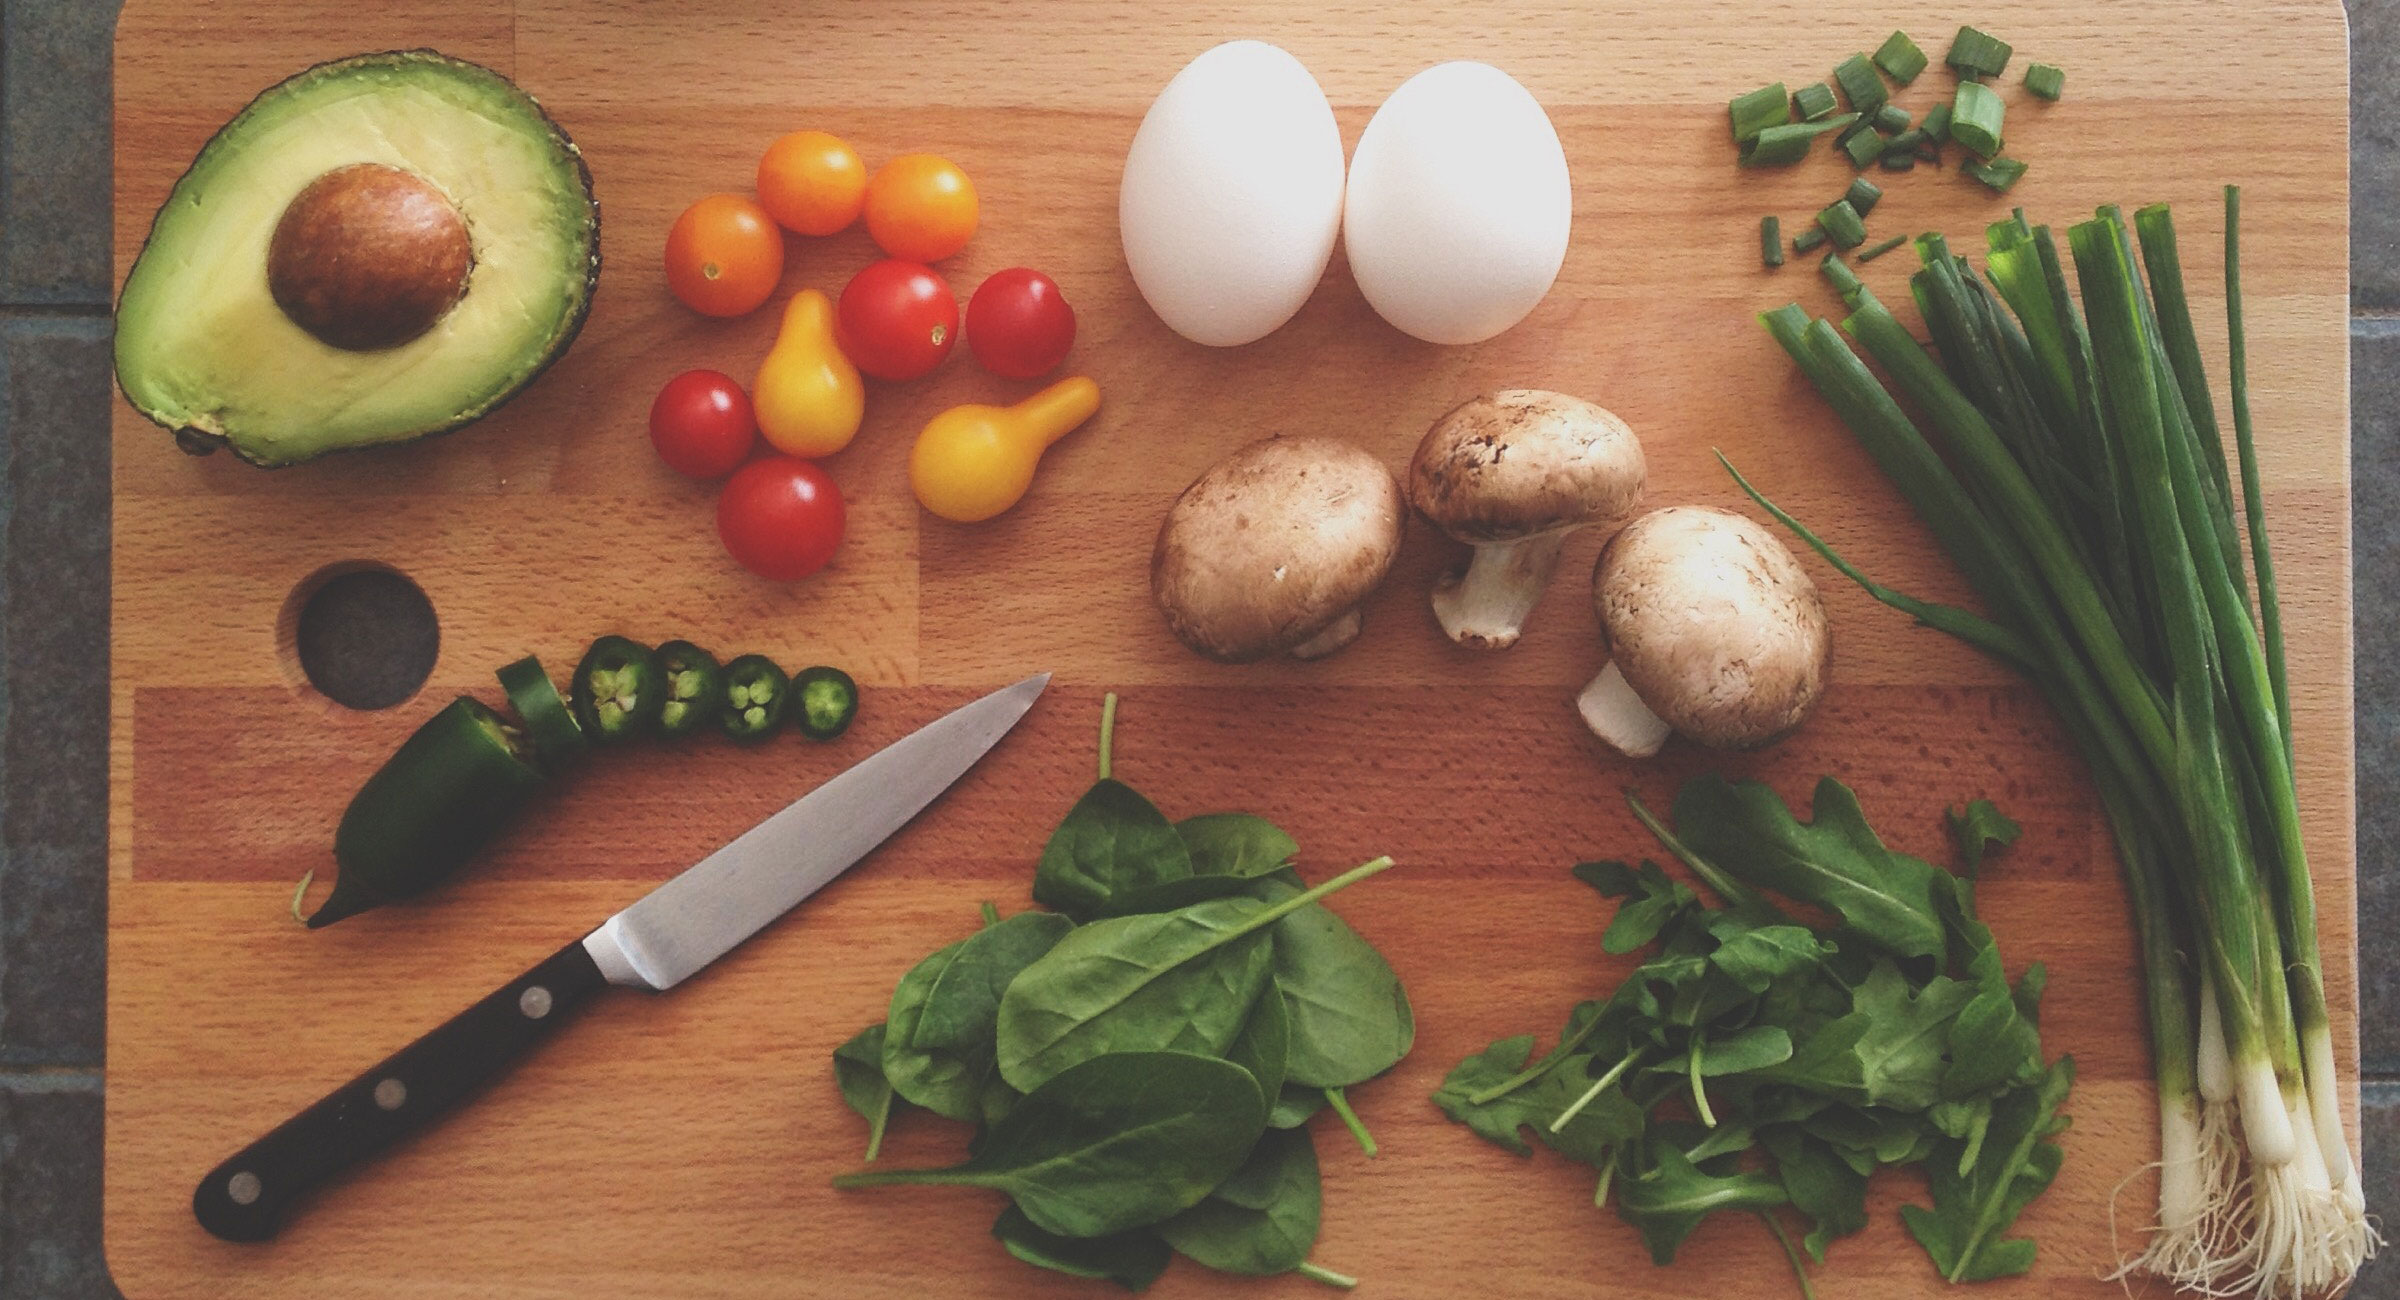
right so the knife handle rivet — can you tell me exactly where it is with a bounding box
[519,985,553,1019]
[373,1077,408,1111]
[226,1171,262,1206]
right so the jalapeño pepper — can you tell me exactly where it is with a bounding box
[309,696,546,927]
[496,654,586,768]
[654,640,725,739]
[570,635,664,741]
[791,665,860,741]
[719,654,790,743]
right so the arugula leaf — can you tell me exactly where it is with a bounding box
[1432,1035,1544,1156]
[1935,877,2046,1100]
[1705,918,1828,993]
[1674,776,1949,961]
[1613,1143,1790,1265]
[1695,1024,1795,1077]
[1573,859,1698,954]
[1900,1057,2075,1282]
[1762,1126,1867,1263]
[1157,1126,1321,1276]
[1031,779,1193,919]
[882,911,1076,1122]
[1849,962,1977,1112]
[833,1023,900,1162]
[1945,799,2022,877]
[991,1206,1170,1292]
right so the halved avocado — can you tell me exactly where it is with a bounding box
[114,50,601,468]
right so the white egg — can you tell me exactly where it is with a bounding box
[1119,41,1346,348]
[1344,62,1572,345]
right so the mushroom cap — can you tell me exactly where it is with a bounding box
[1593,505,1829,749]
[1151,435,1405,662]
[1407,389,1646,544]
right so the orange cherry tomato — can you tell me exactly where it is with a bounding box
[756,131,867,237]
[664,194,784,317]
[863,154,978,262]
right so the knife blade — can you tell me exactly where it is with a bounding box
[193,673,1049,1242]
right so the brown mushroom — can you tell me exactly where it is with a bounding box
[1152,436,1405,661]
[1408,389,1646,649]
[1576,505,1830,756]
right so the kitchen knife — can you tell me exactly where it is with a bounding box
[192,672,1049,1242]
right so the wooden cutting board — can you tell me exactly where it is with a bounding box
[104,2,2356,1296]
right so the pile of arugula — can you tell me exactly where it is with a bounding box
[831,695,1412,1291]
[1433,774,2072,1294]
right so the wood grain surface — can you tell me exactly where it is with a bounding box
[104,2,2356,1296]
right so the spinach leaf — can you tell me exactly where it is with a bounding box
[1223,981,1291,1106]
[1267,1083,1327,1130]
[833,1022,899,1162]
[991,1206,1170,1292]
[1573,859,1698,953]
[1177,813,1298,878]
[1900,1057,2074,1282]
[834,1050,1267,1238]
[1157,1126,1320,1276]
[1031,779,1192,919]
[1674,775,1949,961]
[883,911,1076,1121]
[1613,1143,1789,1265]
[1244,873,1414,1088]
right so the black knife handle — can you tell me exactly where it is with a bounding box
[193,938,610,1242]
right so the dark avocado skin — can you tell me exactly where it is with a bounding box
[117,50,603,468]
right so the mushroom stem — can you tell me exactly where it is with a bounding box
[1576,661,1671,757]
[1287,608,1364,660]
[1432,531,1572,650]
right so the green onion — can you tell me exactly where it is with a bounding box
[1845,176,1883,216]
[1815,199,1867,250]
[1873,102,1912,134]
[1792,226,1829,254]
[1762,215,1785,268]
[2024,63,2065,101]
[1738,113,1859,167]
[1879,151,1918,172]
[1730,82,1790,143]
[1821,250,1862,297]
[1945,25,2013,78]
[1921,101,1953,144]
[1833,52,1886,112]
[1791,82,1838,121]
[1964,155,2028,193]
[1858,234,1908,261]
[1842,126,1886,169]
[1951,81,2006,158]
[1873,29,1929,83]
[1885,127,1929,156]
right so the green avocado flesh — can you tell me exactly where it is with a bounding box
[114,51,601,467]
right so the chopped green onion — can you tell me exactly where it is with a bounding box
[2025,62,2065,101]
[1921,101,1953,144]
[1792,226,1829,254]
[1738,113,1859,167]
[1791,82,1838,121]
[1964,155,2028,193]
[1820,251,1863,297]
[1873,102,1912,134]
[1885,127,1929,156]
[1762,215,1785,268]
[1833,52,1886,113]
[1951,81,2006,158]
[1945,25,2013,78]
[1873,30,1929,83]
[1845,176,1883,216]
[1815,198,1867,250]
[1730,82,1790,143]
[1842,126,1886,169]
[1857,233,1909,261]
[1879,150,1918,172]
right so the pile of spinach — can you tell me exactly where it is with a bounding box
[833,695,1411,1291]
[1433,774,2073,1294]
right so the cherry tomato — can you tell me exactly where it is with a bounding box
[664,194,784,317]
[716,455,845,581]
[648,369,757,478]
[965,269,1077,379]
[862,154,978,262]
[756,130,867,237]
[837,260,959,381]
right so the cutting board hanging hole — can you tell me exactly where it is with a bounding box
[277,562,440,711]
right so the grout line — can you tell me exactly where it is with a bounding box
[0,1065,101,1093]
[2352,314,2400,336]
[0,301,110,317]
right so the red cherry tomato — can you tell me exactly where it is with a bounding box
[648,370,757,479]
[965,269,1077,379]
[836,259,958,381]
[716,455,846,581]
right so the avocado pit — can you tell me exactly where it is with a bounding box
[268,163,473,351]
